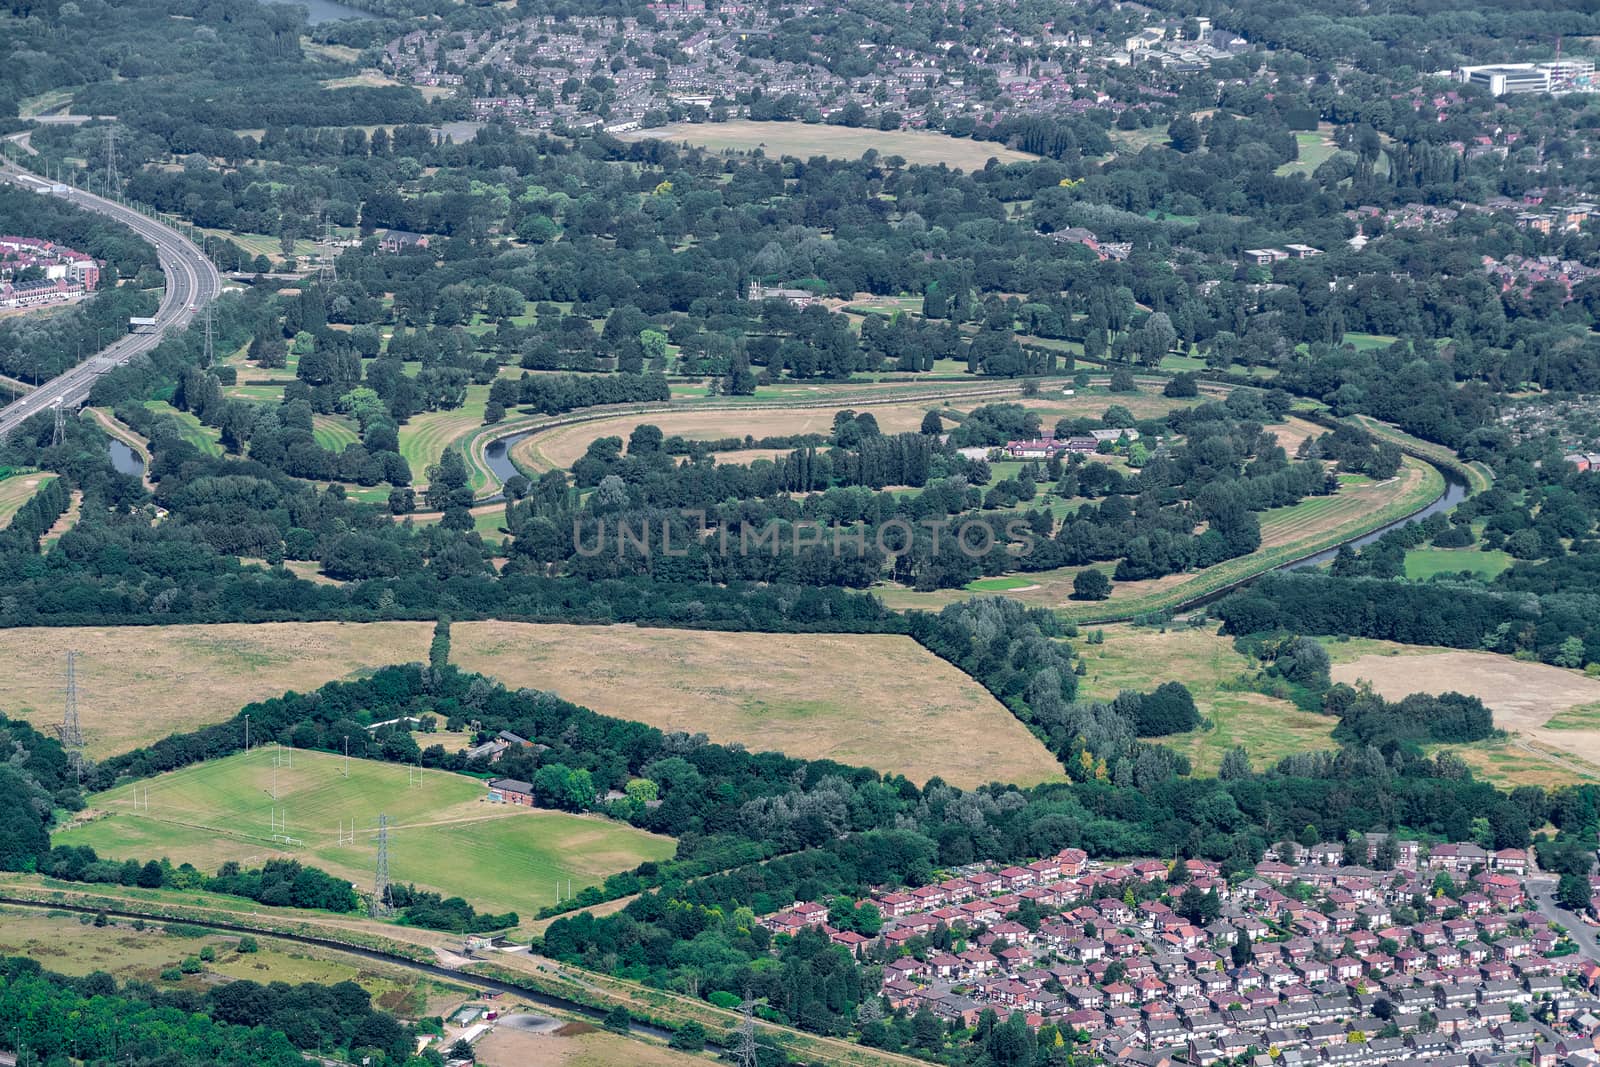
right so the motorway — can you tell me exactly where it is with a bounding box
[0,161,221,438]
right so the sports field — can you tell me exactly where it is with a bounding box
[56,749,675,918]
[1276,130,1339,177]
[143,400,223,456]
[450,621,1063,788]
[617,120,1038,168]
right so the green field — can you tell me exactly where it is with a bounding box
[1403,547,1512,580]
[312,414,361,452]
[401,384,492,487]
[143,400,224,456]
[0,471,55,527]
[1276,131,1339,176]
[57,749,675,921]
[1075,625,1336,774]
[965,575,1038,591]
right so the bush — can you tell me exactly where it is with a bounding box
[1072,568,1111,600]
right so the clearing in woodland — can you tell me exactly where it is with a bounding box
[1329,641,1600,783]
[55,749,675,919]
[1074,624,1335,774]
[450,621,1063,788]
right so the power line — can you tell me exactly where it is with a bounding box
[202,303,213,366]
[103,126,119,193]
[733,994,759,1067]
[372,813,393,916]
[57,650,87,780]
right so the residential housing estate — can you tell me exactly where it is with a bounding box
[762,839,1600,1067]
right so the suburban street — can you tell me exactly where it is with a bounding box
[0,159,221,438]
[1527,874,1600,964]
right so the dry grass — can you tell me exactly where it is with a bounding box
[321,71,404,90]
[509,403,936,473]
[1075,625,1335,774]
[450,621,1062,787]
[476,1025,708,1067]
[0,906,456,1015]
[0,621,1059,786]
[0,622,434,756]
[1330,643,1600,780]
[1269,415,1324,457]
[617,120,1038,168]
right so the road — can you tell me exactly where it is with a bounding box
[0,161,221,438]
[1527,875,1600,963]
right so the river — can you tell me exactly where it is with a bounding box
[1279,467,1469,572]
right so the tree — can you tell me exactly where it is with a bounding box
[920,411,944,435]
[1231,930,1252,967]
[669,1021,706,1050]
[1558,872,1592,915]
[1073,568,1111,600]
[1219,746,1251,780]
[1167,115,1202,153]
[603,1005,632,1033]
[430,616,451,671]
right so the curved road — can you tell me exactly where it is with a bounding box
[0,161,220,437]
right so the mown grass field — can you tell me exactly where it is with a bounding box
[57,749,676,918]
[450,621,1063,788]
[1403,546,1512,580]
[1276,130,1339,177]
[1074,625,1335,774]
[618,120,1038,168]
[507,401,935,474]
[476,1027,708,1067]
[402,384,491,487]
[312,413,361,451]
[144,400,223,456]
[0,471,55,527]
[0,620,1051,788]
